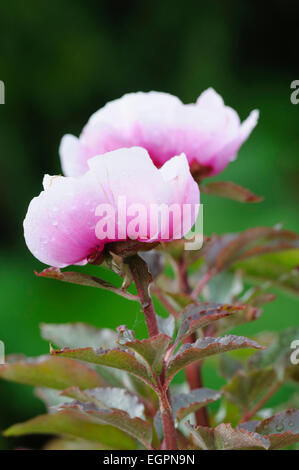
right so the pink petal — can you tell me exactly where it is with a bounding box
[24,148,200,267]
[59,90,258,177]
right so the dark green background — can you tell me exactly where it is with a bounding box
[0,0,298,449]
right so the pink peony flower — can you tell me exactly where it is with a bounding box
[60,89,259,178]
[24,147,199,268]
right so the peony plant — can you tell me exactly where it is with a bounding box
[1,90,298,451]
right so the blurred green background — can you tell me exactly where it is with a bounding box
[0,0,298,449]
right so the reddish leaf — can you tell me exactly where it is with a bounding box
[175,302,243,344]
[186,421,270,450]
[166,335,262,383]
[253,409,299,450]
[51,346,155,388]
[36,267,138,302]
[201,181,262,203]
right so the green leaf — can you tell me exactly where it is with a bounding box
[175,302,242,344]
[0,356,102,390]
[41,322,118,349]
[56,402,152,448]
[61,386,145,419]
[249,327,299,381]
[122,334,171,375]
[234,250,299,297]
[36,267,138,301]
[173,388,222,422]
[4,409,137,450]
[44,437,110,450]
[185,422,270,450]
[255,409,299,450]
[166,335,262,383]
[201,181,262,203]
[51,347,155,388]
[223,369,276,411]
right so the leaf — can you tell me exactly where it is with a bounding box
[61,386,145,419]
[51,347,154,388]
[166,335,262,383]
[211,304,261,335]
[249,327,299,381]
[175,302,243,344]
[56,402,152,448]
[223,369,276,411]
[35,267,138,302]
[234,250,299,297]
[156,315,175,338]
[122,334,172,375]
[41,323,118,349]
[201,181,262,203]
[44,437,109,450]
[0,356,102,390]
[173,388,222,422]
[219,355,244,380]
[4,409,137,450]
[201,227,299,276]
[255,409,299,450]
[185,422,270,450]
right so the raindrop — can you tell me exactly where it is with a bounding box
[275,424,284,432]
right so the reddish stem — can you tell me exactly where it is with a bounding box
[177,258,209,427]
[159,386,178,450]
[128,254,177,449]
[185,333,209,427]
[128,255,159,337]
[240,381,282,423]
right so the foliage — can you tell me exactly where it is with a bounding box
[1,186,299,449]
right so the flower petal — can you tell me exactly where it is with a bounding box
[59,90,258,177]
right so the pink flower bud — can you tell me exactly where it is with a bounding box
[60,89,258,178]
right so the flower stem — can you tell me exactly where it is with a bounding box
[127,254,159,337]
[185,334,209,427]
[177,257,209,427]
[127,254,177,449]
[158,379,178,450]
